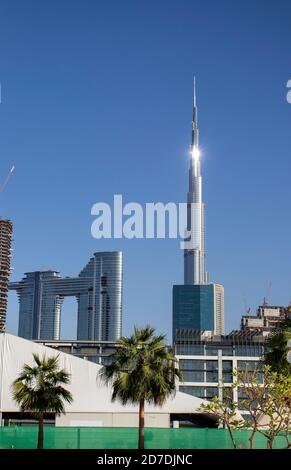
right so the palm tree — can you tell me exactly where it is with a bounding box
[265,317,291,375]
[102,326,182,449]
[12,353,73,449]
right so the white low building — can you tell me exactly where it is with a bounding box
[0,333,212,428]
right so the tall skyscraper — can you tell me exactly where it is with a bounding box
[0,219,13,333]
[173,82,224,342]
[10,251,123,341]
[184,79,207,285]
[11,271,64,340]
[77,252,123,341]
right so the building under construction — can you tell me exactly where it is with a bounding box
[0,219,13,333]
[240,304,291,336]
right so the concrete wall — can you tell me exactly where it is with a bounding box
[56,412,170,428]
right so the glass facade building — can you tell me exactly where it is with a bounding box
[175,329,265,417]
[172,284,224,342]
[9,251,123,342]
[77,252,123,341]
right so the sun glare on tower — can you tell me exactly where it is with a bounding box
[191,147,200,160]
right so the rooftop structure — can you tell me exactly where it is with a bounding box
[0,333,216,429]
[240,305,290,336]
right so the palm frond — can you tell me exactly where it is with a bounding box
[12,354,73,417]
[100,326,180,408]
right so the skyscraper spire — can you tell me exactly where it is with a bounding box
[192,76,198,148]
[184,80,207,285]
[172,81,224,342]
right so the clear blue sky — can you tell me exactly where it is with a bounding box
[1,0,291,341]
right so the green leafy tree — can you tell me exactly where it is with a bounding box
[233,367,264,449]
[265,317,291,375]
[198,385,242,449]
[199,366,291,449]
[12,354,73,449]
[251,367,291,449]
[102,326,182,449]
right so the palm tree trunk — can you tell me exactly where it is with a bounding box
[37,413,44,449]
[138,398,145,449]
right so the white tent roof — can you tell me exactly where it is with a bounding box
[0,333,206,415]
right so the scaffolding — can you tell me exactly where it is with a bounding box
[0,219,13,332]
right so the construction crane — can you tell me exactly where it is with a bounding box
[262,281,272,307]
[243,297,251,316]
[0,165,15,193]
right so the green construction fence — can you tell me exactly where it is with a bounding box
[0,427,289,449]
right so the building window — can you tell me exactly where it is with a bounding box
[237,360,261,371]
[179,359,205,382]
[222,360,233,383]
[182,371,204,382]
[179,386,205,398]
[176,344,205,355]
[234,345,263,357]
[204,347,219,356]
[206,360,218,382]
[237,360,263,383]
[205,387,219,400]
[180,385,219,401]
[179,359,204,370]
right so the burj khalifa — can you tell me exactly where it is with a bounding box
[184,79,208,285]
[172,80,224,341]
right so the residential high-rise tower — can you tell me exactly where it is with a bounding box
[10,251,123,341]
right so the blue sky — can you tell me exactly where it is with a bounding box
[1,0,291,341]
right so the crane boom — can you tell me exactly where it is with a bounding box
[263,281,272,306]
[0,165,15,193]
